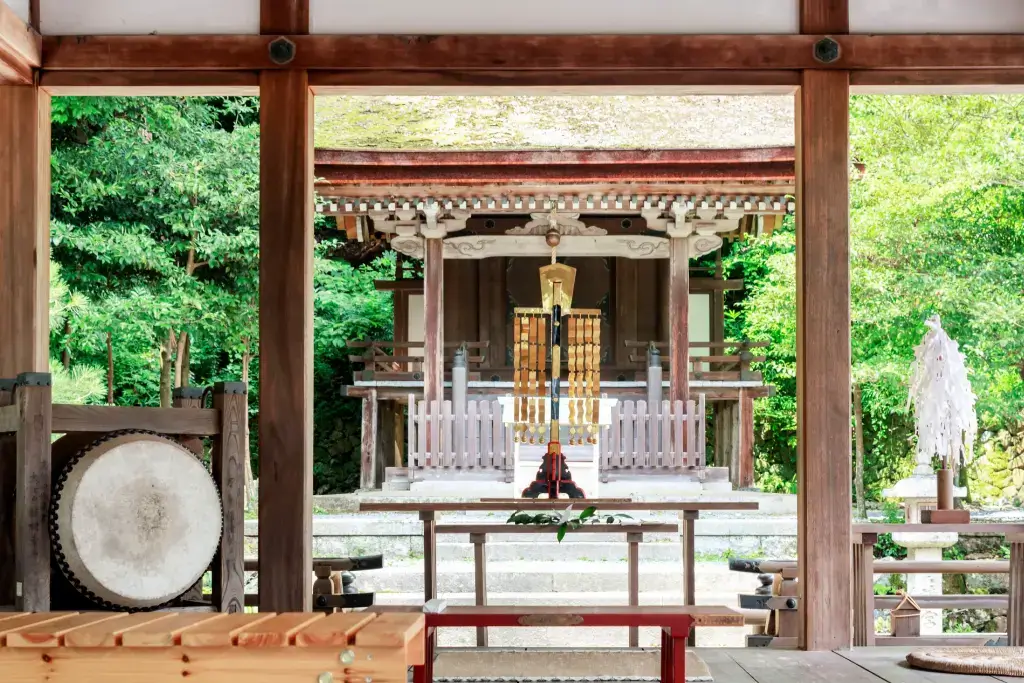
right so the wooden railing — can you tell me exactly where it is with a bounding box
[348,340,489,380]
[852,524,1024,647]
[407,397,513,471]
[600,397,707,472]
[625,340,769,381]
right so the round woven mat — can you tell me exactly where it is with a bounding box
[906,647,1024,677]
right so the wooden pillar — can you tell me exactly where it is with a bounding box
[15,373,52,611]
[470,532,488,646]
[421,511,437,602]
[668,238,690,403]
[258,66,314,612]
[627,531,642,647]
[360,389,380,490]
[0,84,50,611]
[1008,533,1024,646]
[797,0,851,648]
[852,533,877,647]
[679,511,698,646]
[0,380,15,607]
[212,382,247,614]
[737,389,755,489]
[424,238,444,409]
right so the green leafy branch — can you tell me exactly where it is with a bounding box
[506,505,634,542]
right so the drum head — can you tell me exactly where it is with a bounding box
[52,432,222,609]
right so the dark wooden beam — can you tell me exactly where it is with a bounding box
[258,69,314,613]
[40,34,1024,73]
[0,86,50,379]
[374,279,424,292]
[0,3,40,85]
[800,0,848,34]
[39,70,260,95]
[211,383,247,614]
[795,68,852,652]
[261,0,308,35]
[309,69,800,93]
[851,69,1024,92]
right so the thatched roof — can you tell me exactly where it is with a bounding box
[314,96,794,151]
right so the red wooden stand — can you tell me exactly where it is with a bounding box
[412,606,713,683]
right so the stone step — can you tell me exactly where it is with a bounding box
[247,516,799,536]
[357,561,757,595]
[250,531,797,564]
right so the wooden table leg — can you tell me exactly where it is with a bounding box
[670,619,692,683]
[628,531,642,647]
[414,625,435,683]
[660,627,672,683]
[421,510,437,602]
[471,532,488,646]
[680,510,698,646]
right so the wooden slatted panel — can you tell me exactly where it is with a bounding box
[600,424,610,470]
[353,612,424,647]
[686,399,697,468]
[294,612,377,647]
[417,400,427,469]
[429,399,440,469]
[608,403,618,468]
[467,400,479,468]
[4,613,125,648]
[0,613,76,643]
[622,400,634,468]
[662,400,673,468]
[121,613,226,647]
[698,395,707,468]
[636,400,647,469]
[674,400,685,470]
[179,613,276,648]
[407,394,416,468]
[491,400,503,470]
[455,398,466,469]
[497,409,509,473]
[64,612,174,648]
[480,400,492,468]
[235,613,325,647]
[441,400,453,468]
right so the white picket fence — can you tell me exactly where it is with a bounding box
[407,395,706,473]
[599,397,707,470]
[407,397,513,470]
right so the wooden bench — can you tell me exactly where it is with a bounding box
[0,611,425,683]
[412,605,743,683]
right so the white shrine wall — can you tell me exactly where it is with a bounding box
[4,0,28,24]
[10,0,1024,37]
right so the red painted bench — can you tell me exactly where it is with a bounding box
[411,605,743,683]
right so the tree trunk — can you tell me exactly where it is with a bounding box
[180,333,191,388]
[159,330,174,408]
[62,320,72,370]
[106,332,114,405]
[173,331,189,388]
[853,382,867,520]
[241,340,255,509]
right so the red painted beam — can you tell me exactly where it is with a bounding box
[316,161,794,187]
[314,147,795,167]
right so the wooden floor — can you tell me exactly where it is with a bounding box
[700,648,1020,683]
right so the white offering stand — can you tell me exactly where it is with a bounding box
[497,396,618,498]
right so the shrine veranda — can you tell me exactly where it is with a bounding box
[6,0,1024,670]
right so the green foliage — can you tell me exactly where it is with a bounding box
[873,501,908,561]
[728,95,1024,499]
[506,506,632,543]
[50,96,391,493]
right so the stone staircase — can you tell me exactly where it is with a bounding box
[244,492,797,648]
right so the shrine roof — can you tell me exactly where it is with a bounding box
[314,95,795,151]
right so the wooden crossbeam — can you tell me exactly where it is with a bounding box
[37,34,1024,74]
[0,2,40,85]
